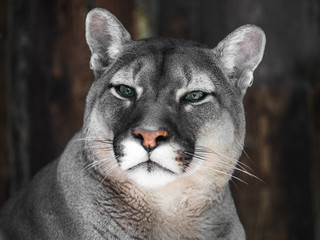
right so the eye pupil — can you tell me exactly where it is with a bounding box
[185,91,205,102]
[118,85,135,98]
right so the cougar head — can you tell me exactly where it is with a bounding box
[83,8,265,189]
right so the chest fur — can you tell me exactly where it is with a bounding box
[94,178,223,239]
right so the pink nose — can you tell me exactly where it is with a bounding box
[133,129,169,149]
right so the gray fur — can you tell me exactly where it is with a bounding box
[0,8,265,239]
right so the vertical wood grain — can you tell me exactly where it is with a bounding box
[0,0,9,203]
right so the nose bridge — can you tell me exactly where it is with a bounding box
[138,101,168,129]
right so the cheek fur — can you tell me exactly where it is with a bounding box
[189,110,242,187]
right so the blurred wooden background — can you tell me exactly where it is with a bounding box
[0,0,319,239]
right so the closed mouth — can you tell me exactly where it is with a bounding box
[128,160,175,174]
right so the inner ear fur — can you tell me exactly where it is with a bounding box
[214,25,266,95]
[85,8,132,72]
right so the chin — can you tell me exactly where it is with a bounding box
[127,167,179,189]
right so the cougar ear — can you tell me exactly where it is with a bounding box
[214,25,266,95]
[85,8,132,71]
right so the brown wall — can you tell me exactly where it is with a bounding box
[0,0,9,207]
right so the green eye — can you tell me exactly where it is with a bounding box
[117,85,135,98]
[185,91,205,102]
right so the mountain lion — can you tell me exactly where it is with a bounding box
[0,8,265,239]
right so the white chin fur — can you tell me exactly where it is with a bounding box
[119,140,181,188]
[127,168,178,189]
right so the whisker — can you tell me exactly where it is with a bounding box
[200,165,248,185]
[75,137,112,142]
[234,138,252,163]
[83,158,110,172]
[99,159,119,183]
[186,150,242,169]
[230,178,240,191]
[83,145,113,151]
[88,149,114,156]
[182,151,207,161]
[83,148,114,160]
[199,147,252,171]
[184,166,210,186]
[205,151,263,182]
[187,146,263,183]
[205,160,262,182]
[184,150,248,175]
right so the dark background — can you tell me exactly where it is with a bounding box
[0,0,319,239]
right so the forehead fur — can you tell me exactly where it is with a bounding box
[104,38,227,92]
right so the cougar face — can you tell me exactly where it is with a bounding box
[84,9,265,189]
[86,42,241,189]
